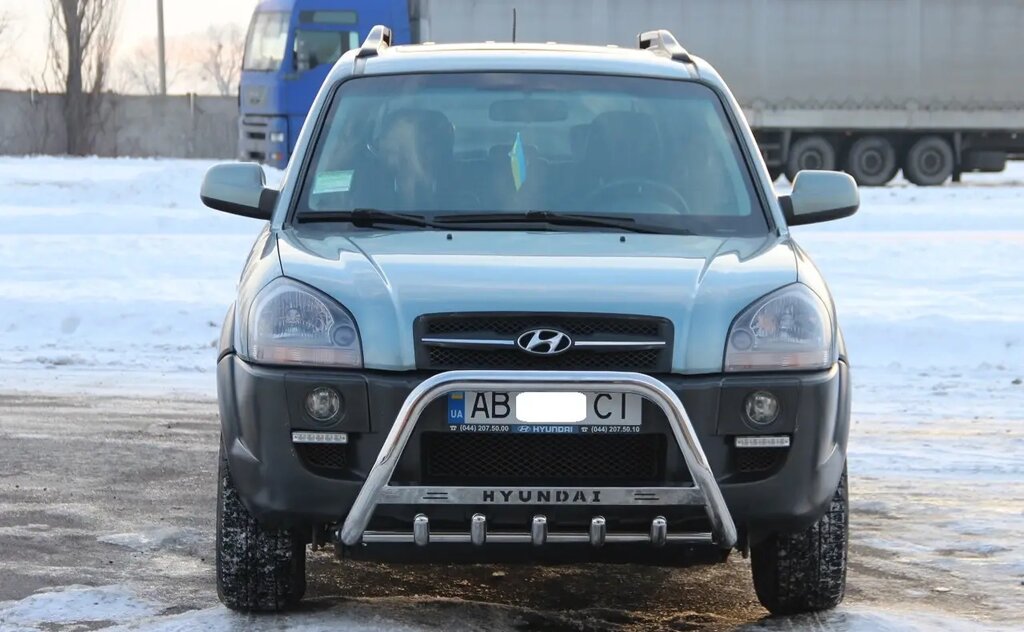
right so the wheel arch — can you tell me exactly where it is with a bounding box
[218,304,236,362]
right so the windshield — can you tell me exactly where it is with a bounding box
[296,73,767,235]
[294,30,360,71]
[243,12,289,71]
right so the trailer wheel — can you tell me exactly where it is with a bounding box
[904,136,954,186]
[844,136,898,186]
[785,136,836,182]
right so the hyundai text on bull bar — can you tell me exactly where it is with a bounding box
[202,26,858,615]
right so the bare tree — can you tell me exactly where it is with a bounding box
[117,42,180,95]
[0,9,14,61]
[201,24,245,97]
[45,0,120,155]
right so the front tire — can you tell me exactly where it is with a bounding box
[216,444,306,612]
[750,467,848,615]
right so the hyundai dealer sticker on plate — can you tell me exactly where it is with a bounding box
[447,391,642,433]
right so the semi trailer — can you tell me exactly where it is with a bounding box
[240,0,1024,185]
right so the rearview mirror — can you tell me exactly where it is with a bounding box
[779,170,859,226]
[200,163,278,220]
[489,99,569,122]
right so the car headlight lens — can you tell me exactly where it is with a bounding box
[725,284,833,372]
[241,278,362,367]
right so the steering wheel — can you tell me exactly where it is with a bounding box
[583,178,691,214]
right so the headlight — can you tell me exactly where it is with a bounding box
[725,284,833,372]
[239,278,362,367]
[269,132,286,144]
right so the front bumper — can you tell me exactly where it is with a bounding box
[218,355,850,548]
[237,115,288,168]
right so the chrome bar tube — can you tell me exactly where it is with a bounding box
[339,371,737,549]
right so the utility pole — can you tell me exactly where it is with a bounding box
[157,0,167,95]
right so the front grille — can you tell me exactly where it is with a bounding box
[416,313,673,371]
[295,443,348,470]
[422,432,667,484]
[735,447,786,473]
[424,315,661,338]
[428,346,662,371]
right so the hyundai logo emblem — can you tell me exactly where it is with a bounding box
[516,328,573,356]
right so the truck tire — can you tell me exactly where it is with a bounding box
[750,467,848,615]
[904,136,954,186]
[785,135,836,182]
[844,136,897,186]
[216,444,306,612]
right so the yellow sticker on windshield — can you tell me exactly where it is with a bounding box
[509,132,527,191]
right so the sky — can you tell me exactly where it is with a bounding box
[0,0,258,91]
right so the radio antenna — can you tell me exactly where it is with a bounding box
[512,8,517,42]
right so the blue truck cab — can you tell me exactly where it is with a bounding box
[239,0,412,168]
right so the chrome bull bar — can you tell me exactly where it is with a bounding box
[339,370,738,549]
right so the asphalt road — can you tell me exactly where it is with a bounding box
[0,392,1015,631]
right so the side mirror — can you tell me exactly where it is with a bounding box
[778,170,859,226]
[200,163,278,220]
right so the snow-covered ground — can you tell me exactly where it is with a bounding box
[0,157,264,395]
[789,171,1024,629]
[0,157,1022,630]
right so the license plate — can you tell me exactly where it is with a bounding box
[446,391,642,434]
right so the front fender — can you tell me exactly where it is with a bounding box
[218,304,235,361]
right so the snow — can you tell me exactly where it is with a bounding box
[1,157,1022,628]
[0,585,160,627]
[98,527,205,554]
[794,185,1024,374]
[0,157,273,395]
[102,600,478,632]
[0,593,1013,632]
[745,606,1018,631]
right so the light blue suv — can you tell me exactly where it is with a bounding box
[202,26,859,616]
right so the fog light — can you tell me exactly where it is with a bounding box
[744,390,780,425]
[305,386,341,423]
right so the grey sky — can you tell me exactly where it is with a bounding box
[0,0,258,90]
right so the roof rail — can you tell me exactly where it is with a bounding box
[357,24,392,59]
[638,29,692,64]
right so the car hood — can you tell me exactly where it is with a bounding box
[276,228,797,373]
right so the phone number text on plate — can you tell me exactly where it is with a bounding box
[448,424,642,434]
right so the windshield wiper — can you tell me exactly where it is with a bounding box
[296,209,443,229]
[435,210,669,234]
